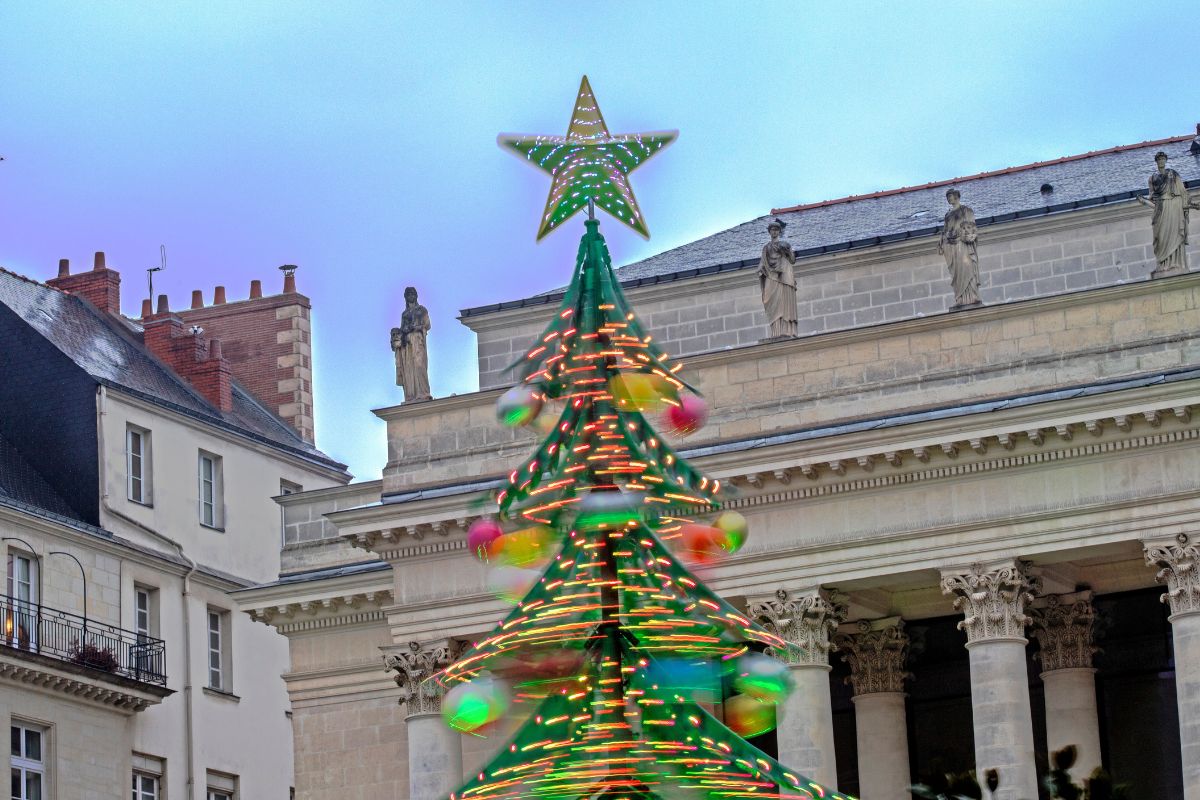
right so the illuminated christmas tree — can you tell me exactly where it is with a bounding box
[435,77,854,800]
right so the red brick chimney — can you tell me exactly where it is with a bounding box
[176,267,315,442]
[141,294,233,412]
[47,252,122,315]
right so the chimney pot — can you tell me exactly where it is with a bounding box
[93,251,106,271]
[57,259,70,278]
[283,271,297,294]
[213,286,227,304]
[156,294,169,314]
[249,279,263,299]
[140,298,152,318]
[191,289,203,309]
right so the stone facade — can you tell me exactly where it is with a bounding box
[242,135,1200,799]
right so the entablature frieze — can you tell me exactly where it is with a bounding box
[340,386,1200,562]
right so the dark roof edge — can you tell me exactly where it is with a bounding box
[101,379,349,474]
[459,181,1191,320]
[770,133,1196,214]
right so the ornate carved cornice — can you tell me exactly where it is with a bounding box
[246,588,393,632]
[748,588,847,667]
[0,655,170,713]
[835,618,911,695]
[1029,591,1097,671]
[382,639,462,715]
[1146,534,1200,618]
[941,561,1039,644]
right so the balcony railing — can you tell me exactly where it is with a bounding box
[0,594,166,686]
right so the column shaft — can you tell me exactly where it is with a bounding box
[1174,612,1200,798]
[778,664,838,788]
[966,639,1038,799]
[1042,668,1102,781]
[407,712,464,800]
[852,692,910,800]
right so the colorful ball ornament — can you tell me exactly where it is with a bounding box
[487,565,540,603]
[724,692,776,738]
[664,393,708,436]
[608,372,676,412]
[575,490,641,531]
[713,511,749,554]
[442,677,510,733]
[467,518,504,562]
[489,525,554,568]
[733,652,791,703]
[676,523,724,565]
[496,385,543,427]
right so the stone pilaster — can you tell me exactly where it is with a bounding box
[749,588,845,789]
[1030,591,1102,783]
[836,618,912,800]
[941,561,1039,800]
[382,640,463,800]
[1147,534,1200,800]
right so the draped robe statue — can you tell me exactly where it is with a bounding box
[938,189,982,309]
[1137,151,1198,277]
[391,287,432,402]
[758,219,798,338]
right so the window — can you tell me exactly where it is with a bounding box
[198,452,224,528]
[279,479,302,496]
[131,753,164,800]
[132,772,159,799]
[207,608,230,690]
[206,770,237,800]
[126,425,152,504]
[11,723,45,800]
[133,586,159,679]
[5,551,38,650]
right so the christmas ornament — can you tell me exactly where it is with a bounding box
[664,393,708,435]
[496,384,544,427]
[574,490,641,531]
[442,677,510,733]
[499,75,676,240]
[733,652,791,703]
[676,522,724,565]
[714,510,749,554]
[468,518,504,562]
[609,372,675,412]
[489,525,554,567]
[724,692,776,738]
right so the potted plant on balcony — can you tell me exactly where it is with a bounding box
[70,642,119,672]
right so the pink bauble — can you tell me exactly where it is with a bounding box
[664,394,708,435]
[468,518,504,562]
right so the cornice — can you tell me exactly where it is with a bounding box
[0,652,171,713]
[340,383,1199,560]
[239,570,394,631]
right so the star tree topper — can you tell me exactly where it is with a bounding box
[499,75,676,240]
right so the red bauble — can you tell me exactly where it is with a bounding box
[664,394,708,436]
[467,518,504,562]
[677,523,724,565]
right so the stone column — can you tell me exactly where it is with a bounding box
[1146,534,1200,800]
[941,562,1039,800]
[836,618,912,800]
[1029,591,1101,783]
[749,588,846,789]
[383,640,463,800]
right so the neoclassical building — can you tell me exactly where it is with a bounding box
[240,131,1200,799]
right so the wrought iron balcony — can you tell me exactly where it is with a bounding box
[0,594,166,686]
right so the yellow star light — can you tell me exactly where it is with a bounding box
[499,75,677,241]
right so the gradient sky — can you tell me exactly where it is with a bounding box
[1,2,1197,479]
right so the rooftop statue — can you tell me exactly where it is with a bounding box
[938,188,983,310]
[1136,150,1198,277]
[759,218,798,339]
[391,286,432,403]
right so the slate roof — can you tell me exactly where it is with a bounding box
[0,267,347,472]
[461,132,1200,316]
[0,428,83,522]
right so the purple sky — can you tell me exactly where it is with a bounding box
[1,2,1197,479]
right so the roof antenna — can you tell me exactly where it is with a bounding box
[147,244,166,304]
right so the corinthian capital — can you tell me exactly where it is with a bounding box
[1029,591,1098,671]
[1146,534,1200,617]
[382,639,461,715]
[748,588,847,666]
[940,561,1038,644]
[835,618,911,695]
